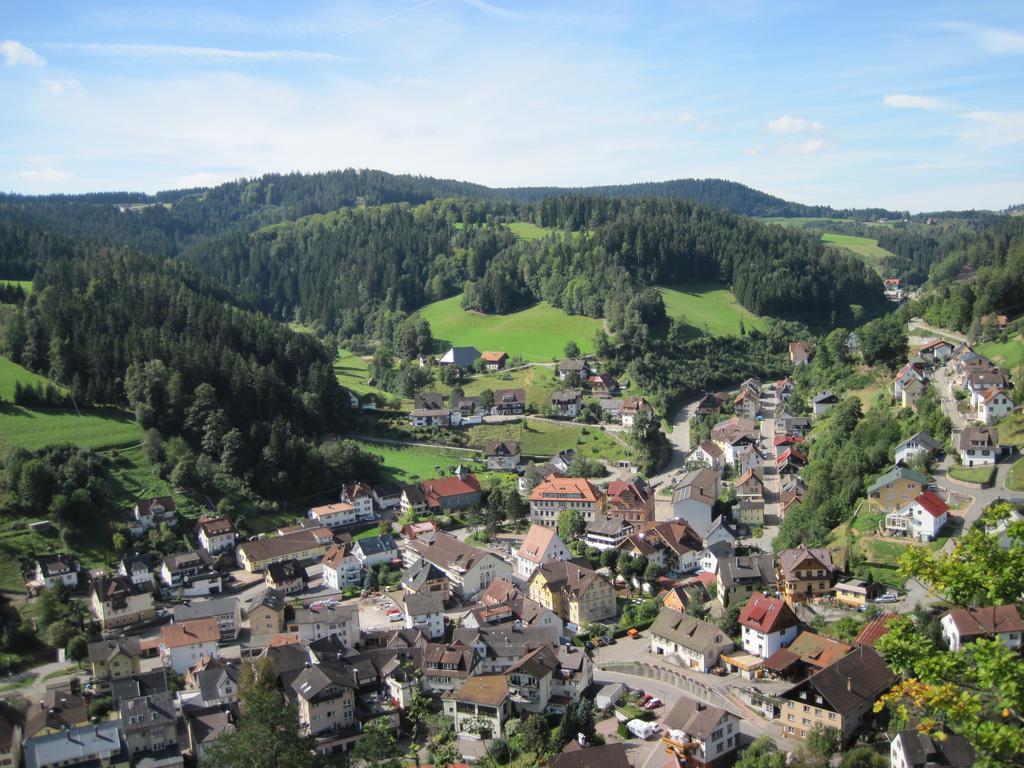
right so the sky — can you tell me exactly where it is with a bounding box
[2,1,1023,211]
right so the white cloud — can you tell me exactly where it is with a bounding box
[961,111,1024,147]
[41,78,81,95]
[779,138,827,155]
[767,115,824,134]
[45,42,347,63]
[883,93,950,111]
[744,143,766,156]
[1,40,46,67]
[19,168,70,182]
[937,22,1024,54]
[676,111,697,124]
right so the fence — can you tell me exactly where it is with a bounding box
[599,660,735,713]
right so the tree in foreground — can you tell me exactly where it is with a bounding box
[733,736,786,768]
[350,717,403,768]
[875,502,1024,768]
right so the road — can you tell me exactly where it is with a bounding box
[908,319,967,344]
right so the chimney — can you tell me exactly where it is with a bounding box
[847,676,853,692]
[696,702,705,711]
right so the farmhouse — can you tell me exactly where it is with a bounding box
[777,545,838,606]
[480,351,509,371]
[550,389,583,418]
[556,358,588,380]
[492,388,527,415]
[439,346,480,367]
[485,441,521,471]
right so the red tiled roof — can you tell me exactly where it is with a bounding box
[854,612,898,647]
[422,475,482,499]
[738,592,800,634]
[914,490,948,518]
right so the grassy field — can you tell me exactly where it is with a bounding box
[464,420,627,461]
[507,222,555,240]
[0,404,142,454]
[949,465,996,485]
[333,349,401,404]
[821,233,895,269]
[758,217,855,227]
[0,279,32,296]
[0,356,66,401]
[350,440,481,484]
[418,295,604,362]
[657,283,768,337]
[999,413,1024,447]
[461,365,557,410]
[976,335,1023,370]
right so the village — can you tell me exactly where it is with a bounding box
[4,328,1021,768]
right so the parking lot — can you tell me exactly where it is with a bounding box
[357,590,407,632]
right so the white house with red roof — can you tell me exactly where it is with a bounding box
[885,490,949,541]
[941,605,1024,652]
[739,592,801,658]
[976,387,1015,425]
[513,525,572,581]
[689,441,724,471]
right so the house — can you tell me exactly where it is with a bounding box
[481,351,509,371]
[689,441,724,471]
[89,574,156,630]
[620,396,653,428]
[694,392,724,416]
[485,441,521,471]
[492,388,527,416]
[131,496,177,534]
[940,604,1024,652]
[195,516,236,554]
[811,391,839,416]
[867,466,930,511]
[618,520,704,577]
[528,560,617,626]
[440,346,480,368]
[733,387,759,420]
[160,618,221,674]
[117,553,157,588]
[514,524,572,580]
[774,377,796,402]
[762,631,853,681]
[735,444,765,476]
[648,610,734,672]
[550,389,583,418]
[409,392,451,428]
[241,588,286,639]
[236,527,334,572]
[884,277,903,302]
[352,535,398,568]
[307,502,361,529]
[160,552,221,597]
[404,591,445,639]
[698,541,733,574]
[421,642,479,693]
[173,595,238,639]
[372,482,404,511]
[265,559,308,595]
[739,592,801,659]
[735,499,765,527]
[890,730,975,768]
[834,579,884,608]
[181,658,240,710]
[895,431,942,466]
[88,637,142,689]
[452,395,485,426]
[789,341,811,365]
[529,475,605,529]
[777,546,839,606]
[119,691,177,756]
[587,372,619,398]
[442,675,513,740]
[966,370,1010,406]
[775,411,812,437]
[670,469,720,536]
[419,473,483,512]
[23,722,125,768]
[557,358,588,381]
[28,554,79,591]
[885,490,949,541]
[583,515,633,551]
[286,603,360,646]
[605,477,654,529]
[661,576,713,614]
[662,698,740,768]
[778,646,895,742]
[288,662,357,738]
[23,686,87,740]
[321,543,362,590]
[854,612,899,648]
[404,531,512,600]
[451,624,559,675]
[977,387,1015,424]
[504,644,561,714]
[957,426,999,467]
[716,554,776,607]
[734,469,764,502]
[710,417,760,464]
[917,339,955,364]
[400,520,437,541]
[550,450,577,474]
[401,560,451,601]
[549,743,631,768]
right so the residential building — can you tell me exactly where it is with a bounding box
[173,595,238,639]
[28,554,78,591]
[321,543,362,590]
[89,574,155,630]
[24,687,87,740]
[505,645,560,714]
[160,552,221,597]
[23,721,125,768]
[439,346,480,368]
[352,534,399,568]
[182,708,234,763]
[777,546,839,606]
[716,554,776,607]
[417,474,483,512]
[834,579,883,608]
[789,341,811,365]
[649,609,734,672]
[583,515,633,551]
[890,730,975,768]
[549,744,631,768]
[698,541,733,574]
[452,395,485,426]
[557,358,588,380]
[404,532,510,601]
[514,525,572,581]
[236,527,334,572]
[811,391,839,416]
[119,691,177,756]
[480,351,509,371]
[762,631,853,681]
[88,637,142,689]
[421,642,479,693]
[588,372,619,398]
[118,553,157,588]
[131,496,177,534]
[409,392,450,427]
[735,499,764,527]
[916,339,955,363]
[442,675,512,739]
[195,516,236,554]
[885,490,949,541]
[895,431,942,466]
[606,477,655,529]
[159,618,221,674]
[181,658,239,710]
[710,416,759,464]
[662,698,740,768]
[618,520,704,577]
[733,387,759,420]
[739,592,801,658]
[482,388,524,418]
[289,662,357,738]
[689,441,724,471]
[0,701,20,768]
[451,624,560,675]
[240,588,286,639]
[620,396,653,428]
[670,469,720,536]
[778,646,895,742]
[867,466,930,511]
[286,603,360,646]
[695,392,726,416]
[401,560,451,601]
[941,605,1024,652]
[485,441,521,471]
[372,482,403,511]
[552,644,593,703]
[265,559,308,595]
[528,560,617,626]
[529,475,605,528]
[404,591,445,639]
[977,388,1015,424]
[551,389,583,418]
[307,502,361,529]
[957,427,999,467]
[734,469,764,501]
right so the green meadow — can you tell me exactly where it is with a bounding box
[350,440,480,484]
[460,365,558,410]
[418,295,604,362]
[657,283,768,337]
[0,279,32,295]
[507,222,556,240]
[977,335,1024,370]
[464,420,627,461]
[820,233,895,268]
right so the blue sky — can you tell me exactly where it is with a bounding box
[2,1,1022,211]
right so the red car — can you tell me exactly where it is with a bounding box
[643,698,662,710]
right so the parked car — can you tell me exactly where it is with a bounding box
[643,698,662,710]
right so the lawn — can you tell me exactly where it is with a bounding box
[949,465,996,485]
[464,420,627,462]
[657,283,768,337]
[418,295,604,362]
[1007,456,1024,492]
[461,365,557,410]
[507,222,556,240]
[0,404,142,454]
[333,348,398,402]
[350,440,481,484]
[0,355,66,401]
[976,335,1023,370]
[0,279,32,296]
[820,233,895,269]
[998,413,1024,447]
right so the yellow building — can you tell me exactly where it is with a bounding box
[86,638,142,688]
[528,560,616,625]
[240,588,287,638]
[834,579,882,608]
[777,546,838,606]
[866,467,929,512]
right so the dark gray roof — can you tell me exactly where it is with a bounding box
[24,722,124,768]
[662,698,730,738]
[119,691,175,733]
[266,559,306,584]
[402,561,447,591]
[717,554,776,588]
[290,661,358,702]
[586,515,632,536]
[404,591,445,616]
[355,534,397,557]
[197,663,240,703]
[649,610,731,653]
[88,636,141,664]
[897,431,942,452]
[812,391,838,403]
[110,671,168,704]
[173,596,237,622]
[789,646,896,718]
[895,729,975,768]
